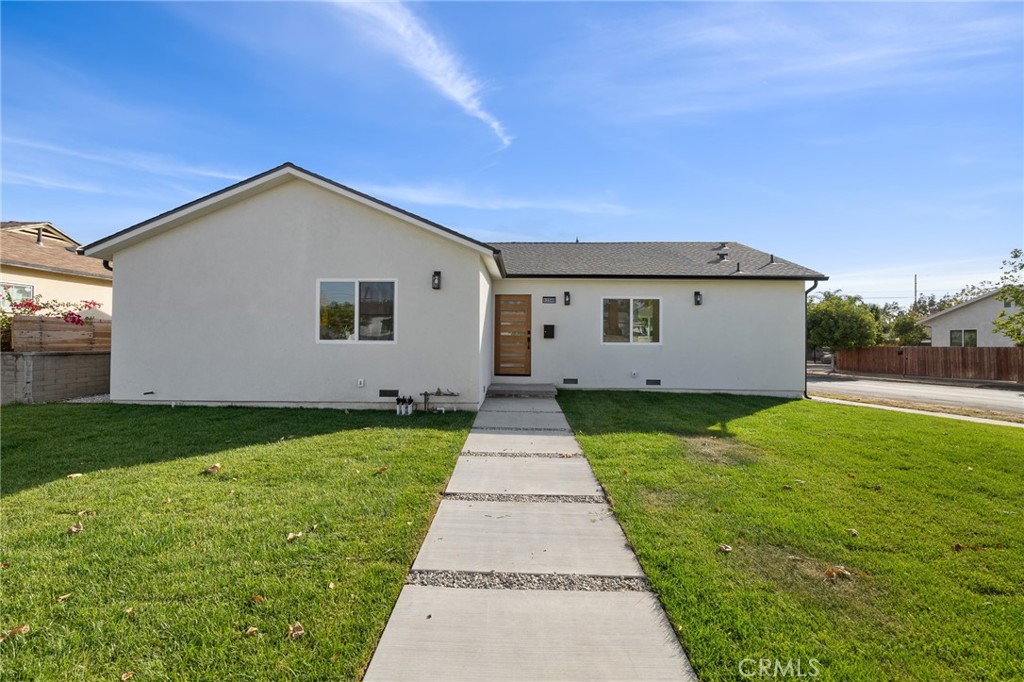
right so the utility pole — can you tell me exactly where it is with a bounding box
[913,275,918,310]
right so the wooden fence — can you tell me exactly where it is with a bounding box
[836,346,1024,383]
[10,315,111,352]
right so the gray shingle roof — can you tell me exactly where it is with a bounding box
[492,242,826,280]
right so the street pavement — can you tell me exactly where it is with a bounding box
[806,374,1024,415]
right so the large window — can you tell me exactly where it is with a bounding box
[318,280,395,342]
[949,329,977,347]
[603,298,660,344]
[1,282,34,311]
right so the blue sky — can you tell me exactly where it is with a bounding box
[2,1,1021,304]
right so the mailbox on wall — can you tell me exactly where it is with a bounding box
[543,324,555,339]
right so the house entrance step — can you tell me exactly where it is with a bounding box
[486,383,558,398]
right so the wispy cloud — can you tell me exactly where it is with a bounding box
[4,137,244,182]
[357,181,629,215]
[335,1,512,148]
[2,171,107,194]
[826,257,1004,301]
[559,4,1022,118]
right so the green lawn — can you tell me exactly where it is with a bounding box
[557,392,1024,682]
[0,403,473,681]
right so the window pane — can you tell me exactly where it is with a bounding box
[359,281,395,341]
[950,330,963,347]
[1,283,34,311]
[963,330,978,347]
[320,281,355,340]
[603,299,630,343]
[632,299,660,343]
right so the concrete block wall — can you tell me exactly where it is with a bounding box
[0,352,110,404]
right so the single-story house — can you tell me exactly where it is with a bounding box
[1,222,113,317]
[922,290,1018,347]
[82,163,827,410]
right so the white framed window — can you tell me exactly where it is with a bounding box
[1,282,34,311]
[602,297,661,344]
[950,329,977,347]
[317,279,396,343]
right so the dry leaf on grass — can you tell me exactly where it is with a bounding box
[251,594,266,604]
[824,566,852,583]
[782,484,793,491]
[848,529,859,537]
[373,466,389,476]
[787,555,804,562]
[56,593,72,603]
[310,524,318,532]
[953,543,964,552]
[66,473,84,479]
[287,622,305,639]
[164,498,172,505]
[718,544,733,553]
[0,625,30,643]
[68,523,83,535]
[120,672,135,681]
[203,463,221,475]
[0,562,9,569]
[286,532,303,543]
[328,582,335,590]
[243,626,259,638]
[124,607,134,616]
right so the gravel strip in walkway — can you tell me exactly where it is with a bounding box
[472,426,575,433]
[407,569,651,592]
[460,450,580,458]
[443,492,606,504]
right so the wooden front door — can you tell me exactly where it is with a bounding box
[495,294,532,376]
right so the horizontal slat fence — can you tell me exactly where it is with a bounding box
[836,347,1024,383]
[10,315,111,352]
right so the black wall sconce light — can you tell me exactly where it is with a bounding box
[564,291,571,306]
[694,291,703,306]
[432,271,442,290]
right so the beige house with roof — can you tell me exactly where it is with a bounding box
[83,163,827,410]
[1,222,113,318]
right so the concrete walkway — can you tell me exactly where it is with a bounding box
[365,396,697,681]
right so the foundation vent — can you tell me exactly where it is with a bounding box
[562,378,579,385]
[645,379,662,386]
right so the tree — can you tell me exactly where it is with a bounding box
[807,292,881,351]
[889,313,928,346]
[993,248,1024,346]
[911,281,998,316]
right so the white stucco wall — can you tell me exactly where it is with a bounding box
[925,295,1017,347]
[492,278,808,397]
[0,265,113,319]
[109,178,488,409]
[478,262,495,401]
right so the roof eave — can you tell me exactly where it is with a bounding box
[502,273,829,281]
[1,259,114,282]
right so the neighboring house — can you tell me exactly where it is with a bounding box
[1,221,113,318]
[82,163,827,409]
[922,290,1017,348]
